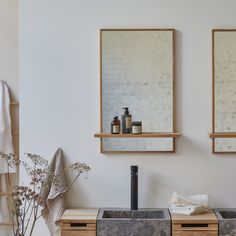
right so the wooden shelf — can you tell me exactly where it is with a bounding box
[94,132,181,138]
[0,192,10,196]
[209,132,236,138]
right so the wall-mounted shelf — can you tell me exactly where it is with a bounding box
[209,133,236,138]
[94,132,181,138]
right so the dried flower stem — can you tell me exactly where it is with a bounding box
[0,152,90,236]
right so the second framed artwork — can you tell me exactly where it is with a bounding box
[210,29,236,153]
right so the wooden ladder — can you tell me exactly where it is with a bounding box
[0,101,19,228]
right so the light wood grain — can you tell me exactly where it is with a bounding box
[0,222,14,227]
[171,210,218,224]
[171,210,218,236]
[209,132,236,138]
[63,209,98,216]
[60,209,98,236]
[0,192,10,196]
[60,209,98,223]
[10,102,19,105]
[61,223,96,231]
[172,231,218,236]
[94,132,181,138]
[212,29,215,153]
[173,224,218,231]
[61,231,95,236]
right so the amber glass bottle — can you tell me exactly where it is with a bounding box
[111,116,120,134]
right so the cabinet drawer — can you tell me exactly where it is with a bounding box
[60,209,98,236]
[172,231,218,236]
[61,231,95,236]
[61,223,96,236]
[173,223,218,231]
[61,223,96,231]
[173,223,218,236]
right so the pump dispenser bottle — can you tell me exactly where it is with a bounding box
[122,107,132,133]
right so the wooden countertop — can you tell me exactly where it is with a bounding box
[171,210,218,224]
[60,208,99,224]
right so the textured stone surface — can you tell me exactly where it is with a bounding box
[97,208,171,236]
[214,208,236,236]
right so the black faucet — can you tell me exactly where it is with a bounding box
[131,165,138,210]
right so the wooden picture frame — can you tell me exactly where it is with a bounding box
[96,29,179,153]
[211,29,236,154]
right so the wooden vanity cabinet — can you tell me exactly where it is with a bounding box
[171,210,218,236]
[60,209,98,236]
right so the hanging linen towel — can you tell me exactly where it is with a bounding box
[0,80,15,173]
[41,148,67,236]
[169,192,209,215]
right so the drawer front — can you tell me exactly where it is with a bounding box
[173,223,218,231]
[61,231,95,236]
[172,231,218,236]
[172,223,218,236]
[61,223,96,231]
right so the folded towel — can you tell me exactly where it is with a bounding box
[169,192,209,215]
[169,205,209,215]
[41,148,67,236]
[169,192,209,207]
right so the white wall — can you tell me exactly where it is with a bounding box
[0,0,18,235]
[0,0,18,100]
[20,0,236,235]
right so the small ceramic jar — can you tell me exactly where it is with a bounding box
[132,121,142,134]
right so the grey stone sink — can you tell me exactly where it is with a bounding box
[102,210,165,219]
[214,208,236,236]
[97,208,171,236]
[219,210,236,219]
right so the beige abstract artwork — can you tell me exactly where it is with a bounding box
[214,30,236,152]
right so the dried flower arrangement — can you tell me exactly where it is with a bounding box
[0,152,90,236]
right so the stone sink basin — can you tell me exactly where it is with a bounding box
[97,208,171,236]
[218,210,236,219]
[214,208,236,236]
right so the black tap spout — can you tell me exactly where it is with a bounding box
[131,165,138,210]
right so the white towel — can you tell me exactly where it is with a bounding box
[0,80,15,224]
[169,205,209,215]
[169,192,209,215]
[0,80,15,173]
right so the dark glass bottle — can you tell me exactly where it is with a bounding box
[111,116,120,134]
[122,107,132,133]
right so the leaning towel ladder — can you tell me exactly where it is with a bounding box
[0,101,19,227]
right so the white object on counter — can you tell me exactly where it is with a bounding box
[169,192,209,215]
